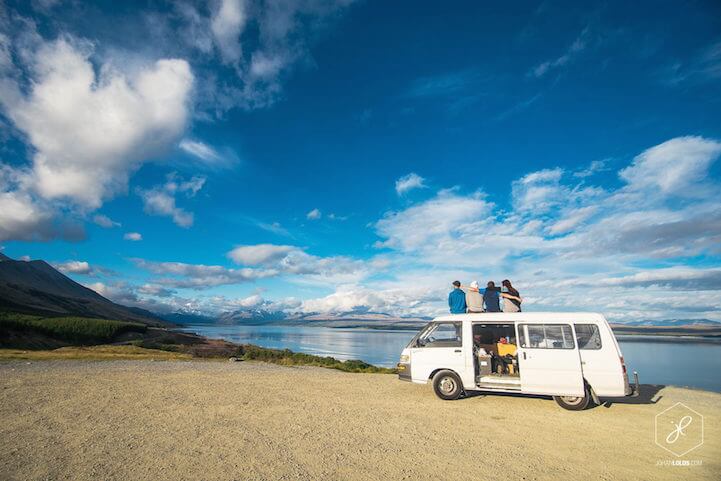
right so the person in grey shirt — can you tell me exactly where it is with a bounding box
[462,281,484,313]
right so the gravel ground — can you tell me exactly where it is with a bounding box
[1,360,719,480]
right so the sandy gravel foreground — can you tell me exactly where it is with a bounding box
[1,360,719,481]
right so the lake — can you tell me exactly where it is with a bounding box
[178,324,721,393]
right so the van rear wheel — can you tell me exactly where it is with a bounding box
[554,385,591,411]
[432,370,463,400]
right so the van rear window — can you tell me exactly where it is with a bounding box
[574,324,602,350]
[519,324,575,349]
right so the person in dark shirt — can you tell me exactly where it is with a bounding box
[448,280,467,314]
[483,281,501,312]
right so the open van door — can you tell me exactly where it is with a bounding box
[516,323,584,397]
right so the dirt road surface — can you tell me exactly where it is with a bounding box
[1,360,719,480]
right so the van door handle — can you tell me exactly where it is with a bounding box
[454,349,462,353]
[523,352,527,360]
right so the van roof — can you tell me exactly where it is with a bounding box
[433,312,608,324]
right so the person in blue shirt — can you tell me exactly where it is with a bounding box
[483,281,501,312]
[448,280,467,314]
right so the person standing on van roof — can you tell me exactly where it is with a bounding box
[462,281,484,313]
[501,279,522,312]
[483,281,501,312]
[448,281,467,314]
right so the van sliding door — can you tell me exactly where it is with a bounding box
[516,323,584,397]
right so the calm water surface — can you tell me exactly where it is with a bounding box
[178,324,721,393]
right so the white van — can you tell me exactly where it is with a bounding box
[397,312,639,410]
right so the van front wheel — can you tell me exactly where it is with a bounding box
[553,387,591,411]
[432,370,463,400]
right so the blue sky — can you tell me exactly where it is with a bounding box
[1,0,721,321]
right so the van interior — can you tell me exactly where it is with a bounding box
[473,323,521,389]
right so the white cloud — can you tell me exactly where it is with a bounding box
[395,172,426,195]
[619,136,721,197]
[306,208,321,220]
[137,283,176,298]
[257,221,291,236]
[376,190,493,254]
[0,195,84,242]
[131,258,278,289]
[300,284,443,317]
[168,0,354,112]
[228,243,369,285]
[511,168,565,212]
[531,27,589,78]
[54,260,92,275]
[0,37,194,210]
[137,173,206,228]
[0,164,84,242]
[360,136,721,320]
[211,0,247,63]
[574,159,608,178]
[178,138,234,168]
[93,214,120,228]
[228,244,298,265]
[547,206,598,235]
[124,232,142,241]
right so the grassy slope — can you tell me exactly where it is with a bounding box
[0,312,146,346]
[0,345,192,361]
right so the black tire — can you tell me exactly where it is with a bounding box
[553,384,592,411]
[432,370,463,400]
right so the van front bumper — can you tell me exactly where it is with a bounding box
[397,362,411,382]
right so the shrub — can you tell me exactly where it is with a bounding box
[239,344,396,374]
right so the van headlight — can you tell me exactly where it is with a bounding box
[399,354,409,363]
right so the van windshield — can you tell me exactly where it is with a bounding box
[416,322,462,347]
[406,322,434,348]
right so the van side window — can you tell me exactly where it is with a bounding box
[574,324,602,350]
[519,324,575,349]
[418,322,462,347]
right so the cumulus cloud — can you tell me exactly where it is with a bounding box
[131,258,278,289]
[0,36,194,211]
[169,0,355,112]
[300,284,443,317]
[228,243,369,284]
[395,172,426,195]
[137,173,206,227]
[211,0,247,63]
[53,260,92,275]
[511,168,566,212]
[124,232,142,241]
[619,136,721,197]
[376,190,493,254]
[0,164,84,242]
[547,206,598,235]
[0,188,84,242]
[306,208,321,220]
[228,244,298,265]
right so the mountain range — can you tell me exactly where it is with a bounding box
[0,253,168,326]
